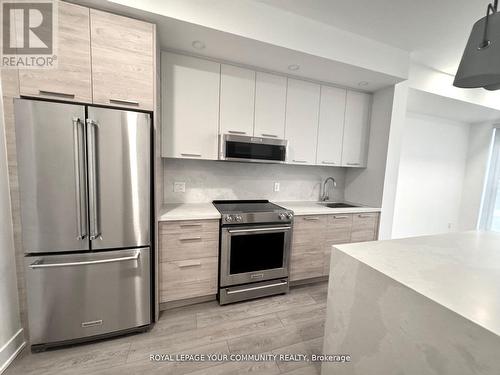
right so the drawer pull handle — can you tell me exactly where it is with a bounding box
[178,261,202,268]
[181,153,202,157]
[346,162,361,166]
[333,215,349,219]
[179,236,202,241]
[39,90,75,99]
[292,160,307,163]
[321,161,337,165]
[227,130,247,135]
[358,214,372,218]
[226,280,288,295]
[261,133,278,138]
[109,98,139,106]
[180,223,203,228]
[29,251,140,269]
[303,217,319,221]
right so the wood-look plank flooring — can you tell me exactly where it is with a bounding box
[6,282,328,375]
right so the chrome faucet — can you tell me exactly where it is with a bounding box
[321,177,337,201]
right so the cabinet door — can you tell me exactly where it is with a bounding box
[290,215,326,281]
[324,214,353,275]
[90,9,154,110]
[219,65,255,136]
[351,213,379,242]
[316,86,346,166]
[285,79,320,165]
[19,2,92,103]
[341,91,371,167]
[162,53,220,160]
[254,72,286,139]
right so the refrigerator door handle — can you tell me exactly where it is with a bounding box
[29,250,140,269]
[86,119,101,240]
[73,117,87,240]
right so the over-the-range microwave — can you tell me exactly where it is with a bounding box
[219,134,288,163]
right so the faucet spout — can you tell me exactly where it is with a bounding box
[321,177,337,202]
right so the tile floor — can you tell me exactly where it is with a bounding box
[6,282,328,375]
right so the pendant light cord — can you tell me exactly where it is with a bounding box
[481,0,499,48]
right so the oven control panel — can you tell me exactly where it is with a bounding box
[222,211,293,225]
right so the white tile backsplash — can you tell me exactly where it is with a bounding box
[163,158,346,203]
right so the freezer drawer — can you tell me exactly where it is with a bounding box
[25,248,151,347]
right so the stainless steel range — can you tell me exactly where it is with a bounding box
[212,200,294,305]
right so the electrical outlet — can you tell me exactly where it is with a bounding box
[274,182,280,192]
[173,182,186,193]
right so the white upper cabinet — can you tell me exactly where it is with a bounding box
[341,91,372,167]
[285,79,320,165]
[162,53,220,160]
[254,72,287,139]
[219,65,256,136]
[316,86,347,166]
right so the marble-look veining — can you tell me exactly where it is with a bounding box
[163,158,346,203]
[159,203,221,221]
[322,231,500,375]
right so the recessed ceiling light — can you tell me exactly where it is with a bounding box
[192,40,206,50]
[288,64,300,71]
[358,81,369,87]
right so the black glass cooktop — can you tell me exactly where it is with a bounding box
[212,200,286,214]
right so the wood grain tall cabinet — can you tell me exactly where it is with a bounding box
[2,1,160,334]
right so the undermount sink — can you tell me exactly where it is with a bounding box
[318,202,358,208]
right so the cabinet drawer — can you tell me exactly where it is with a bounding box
[159,220,219,235]
[293,215,327,231]
[351,213,379,242]
[160,257,218,302]
[159,231,218,262]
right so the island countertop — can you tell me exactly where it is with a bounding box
[334,231,500,336]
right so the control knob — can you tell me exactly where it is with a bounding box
[235,215,243,222]
[286,212,293,220]
[278,213,287,220]
[224,215,234,223]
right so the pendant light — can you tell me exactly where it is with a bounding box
[454,0,500,90]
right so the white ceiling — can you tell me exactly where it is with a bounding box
[254,0,489,75]
[407,88,500,123]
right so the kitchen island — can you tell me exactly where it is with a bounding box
[322,231,500,375]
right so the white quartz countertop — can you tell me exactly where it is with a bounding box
[275,201,381,215]
[159,203,221,221]
[159,200,381,221]
[334,231,500,336]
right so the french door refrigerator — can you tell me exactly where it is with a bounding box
[14,99,152,350]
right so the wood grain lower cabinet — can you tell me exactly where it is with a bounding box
[290,215,326,281]
[19,2,92,102]
[159,220,219,303]
[351,213,379,242]
[291,212,380,279]
[324,214,353,275]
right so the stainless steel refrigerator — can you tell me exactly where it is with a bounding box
[14,99,152,350]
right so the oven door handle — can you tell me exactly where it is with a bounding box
[226,280,288,295]
[227,226,291,234]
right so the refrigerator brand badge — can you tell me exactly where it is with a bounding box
[0,0,58,68]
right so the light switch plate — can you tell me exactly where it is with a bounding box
[173,181,186,193]
[274,182,280,192]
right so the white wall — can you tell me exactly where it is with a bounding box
[392,112,471,238]
[0,83,24,372]
[459,122,495,230]
[163,158,346,203]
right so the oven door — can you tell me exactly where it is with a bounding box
[220,224,291,287]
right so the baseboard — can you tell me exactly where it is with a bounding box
[290,276,329,287]
[160,295,216,311]
[0,328,26,374]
